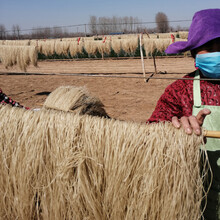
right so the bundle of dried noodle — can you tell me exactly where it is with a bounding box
[0,45,38,71]
[43,86,109,118]
[0,101,209,220]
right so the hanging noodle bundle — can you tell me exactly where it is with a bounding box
[69,41,83,57]
[143,38,156,58]
[54,40,70,56]
[0,45,38,71]
[121,38,138,55]
[83,41,98,56]
[37,40,56,57]
[96,41,111,57]
[111,39,122,54]
[0,86,209,220]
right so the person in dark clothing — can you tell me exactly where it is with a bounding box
[0,88,28,109]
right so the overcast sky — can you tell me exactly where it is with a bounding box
[0,0,219,31]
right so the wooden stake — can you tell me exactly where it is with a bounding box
[153,54,158,74]
[139,34,146,82]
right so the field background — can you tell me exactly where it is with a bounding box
[0,57,195,123]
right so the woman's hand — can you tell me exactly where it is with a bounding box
[171,108,211,135]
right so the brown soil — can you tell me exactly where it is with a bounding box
[0,57,195,123]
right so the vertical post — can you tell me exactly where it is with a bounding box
[84,24,87,37]
[153,54,158,74]
[146,50,158,82]
[139,33,146,82]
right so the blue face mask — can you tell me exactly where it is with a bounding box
[195,52,220,78]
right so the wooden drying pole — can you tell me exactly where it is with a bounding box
[204,130,220,138]
[152,53,158,75]
[139,33,158,83]
[139,33,146,82]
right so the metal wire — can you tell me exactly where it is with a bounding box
[1,72,220,81]
[1,19,191,34]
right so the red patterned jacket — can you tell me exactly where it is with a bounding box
[0,88,27,109]
[147,71,220,123]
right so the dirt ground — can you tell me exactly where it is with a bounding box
[0,57,195,123]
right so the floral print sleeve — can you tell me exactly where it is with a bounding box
[0,88,28,109]
[147,71,220,123]
[147,74,195,123]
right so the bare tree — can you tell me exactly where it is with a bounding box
[43,27,52,38]
[53,26,63,38]
[31,27,41,39]
[155,12,169,33]
[112,16,118,33]
[89,15,141,35]
[129,16,134,32]
[176,25,182,31]
[133,17,139,33]
[15,25,21,38]
[89,16,98,35]
[30,27,50,39]
[0,24,6,39]
[12,24,21,39]
[98,17,109,35]
[12,25,17,39]
[123,16,129,33]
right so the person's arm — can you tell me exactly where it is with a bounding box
[0,88,28,109]
[147,79,211,136]
[147,80,190,123]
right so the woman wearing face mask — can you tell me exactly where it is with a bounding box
[147,9,220,219]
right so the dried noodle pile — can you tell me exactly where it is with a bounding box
[0,88,209,220]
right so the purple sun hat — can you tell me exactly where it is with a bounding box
[165,8,220,54]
